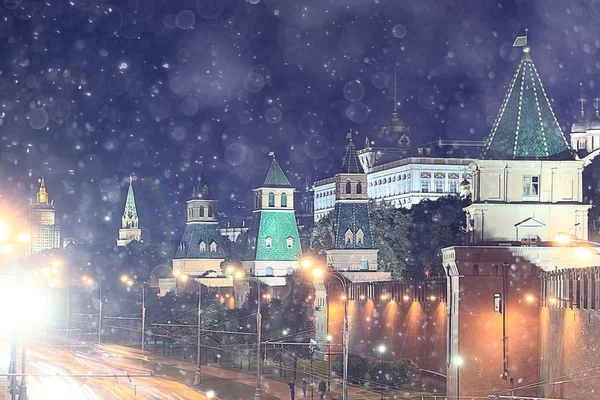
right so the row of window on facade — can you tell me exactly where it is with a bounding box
[472,263,538,276]
[188,205,214,218]
[178,240,218,253]
[254,192,289,208]
[262,266,295,276]
[264,236,295,249]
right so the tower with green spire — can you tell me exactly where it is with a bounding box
[242,152,302,283]
[117,176,142,247]
[172,162,228,275]
[465,39,590,244]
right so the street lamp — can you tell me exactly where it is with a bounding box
[302,259,350,400]
[453,356,464,400]
[377,344,386,400]
[82,276,102,343]
[326,335,333,391]
[174,270,215,386]
[121,275,146,352]
[232,269,263,400]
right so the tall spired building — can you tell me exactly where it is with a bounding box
[117,177,142,247]
[28,178,61,255]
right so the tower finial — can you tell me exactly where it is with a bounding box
[580,97,586,118]
[513,29,529,53]
[595,98,599,119]
[268,151,275,157]
[394,64,397,112]
[346,129,353,141]
[129,175,133,183]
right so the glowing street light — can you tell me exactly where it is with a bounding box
[376,344,386,400]
[82,276,103,343]
[121,275,146,352]
[454,355,464,399]
[312,268,323,277]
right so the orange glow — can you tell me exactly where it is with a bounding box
[234,270,245,279]
[301,259,312,269]
[429,295,436,301]
[548,297,558,305]
[341,294,347,301]
[16,233,30,243]
[121,275,129,282]
[526,294,535,303]
[312,268,323,277]
[359,294,366,300]
[402,294,410,302]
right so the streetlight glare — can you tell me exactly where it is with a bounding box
[555,232,573,244]
[0,244,13,254]
[16,232,30,243]
[301,259,312,269]
[234,270,244,279]
[312,268,323,277]
[454,356,464,367]
[121,275,129,282]
[0,221,9,242]
[326,335,333,342]
[179,274,189,282]
[226,265,235,273]
[526,294,535,303]
[377,344,386,354]
[51,260,61,267]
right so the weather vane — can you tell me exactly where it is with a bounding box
[513,28,529,52]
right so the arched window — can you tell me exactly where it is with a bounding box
[208,205,213,217]
[286,237,293,248]
[360,259,368,271]
[356,181,362,194]
[199,241,206,252]
[268,192,275,207]
[356,229,364,245]
[281,192,288,207]
[265,236,272,248]
[266,267,274,276]
[209,241,217,253]
[200,206,205,217]
[345,180,351,194]
[473,264,479,275]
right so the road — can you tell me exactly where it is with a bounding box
[0,334,210,400]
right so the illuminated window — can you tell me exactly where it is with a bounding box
[286,237,293,248]
[494,293,502,314]
[360,259,368,271]
[281,192,287,207]
[523,176,539,198]
[265,236,272,248]
[199,241,206,252]
[266,267,274,276]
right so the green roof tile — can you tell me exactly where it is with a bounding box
[244,211,302,261]
[481,49,573,160]
[263,156,292,187]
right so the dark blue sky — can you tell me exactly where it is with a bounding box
[0,0,598,247]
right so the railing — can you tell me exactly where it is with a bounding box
[349,280,446,303]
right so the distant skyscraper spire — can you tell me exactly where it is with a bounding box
[37,177,48,204]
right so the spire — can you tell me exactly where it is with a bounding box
[191,161,217,200]
[123,177,138,221]
[37,177,48,204]
[481,34,572,160]
[595,98,599,119]
[394,64,398,112]
[580,97,586,118]
[340,131,364,174]
[262,152,292,187]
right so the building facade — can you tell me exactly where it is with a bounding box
[242,153,303,286]
[28,178,60,255]
[116,176,142,247]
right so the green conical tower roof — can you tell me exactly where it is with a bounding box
[340,133,364,174]
[262,152,292,187]
[123,176,138,220]
[481,46,573,160]
[190,162,217,200]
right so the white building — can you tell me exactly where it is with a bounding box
[28,178,60,255]
[313,122,482,223]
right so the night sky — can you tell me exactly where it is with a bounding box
[0,0,598,248]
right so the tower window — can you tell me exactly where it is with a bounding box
[200,206,205,217]
[268,192,275,207]
[360,259,368,271]
[345,180,351,194]
[265,236,272,248]
[208,205,213,217]
[356,229,364,245]
[356,181,362,194]
[492,265,499,276]
[286,237,293,248]
[344,229,353,245]
[199,241,206,252]
[266,267,274,276]
[473,264,479,275]
[209,241,217,253]
[281,192,287,207]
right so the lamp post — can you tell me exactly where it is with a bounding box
[302,260,349,400]
[174,270,215,386]
[234,270,263,400]
[377,344,386,400]
[82,277,102,343]
[121,276,145,352]
[326,334,332,392]
[453,356,463,400]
